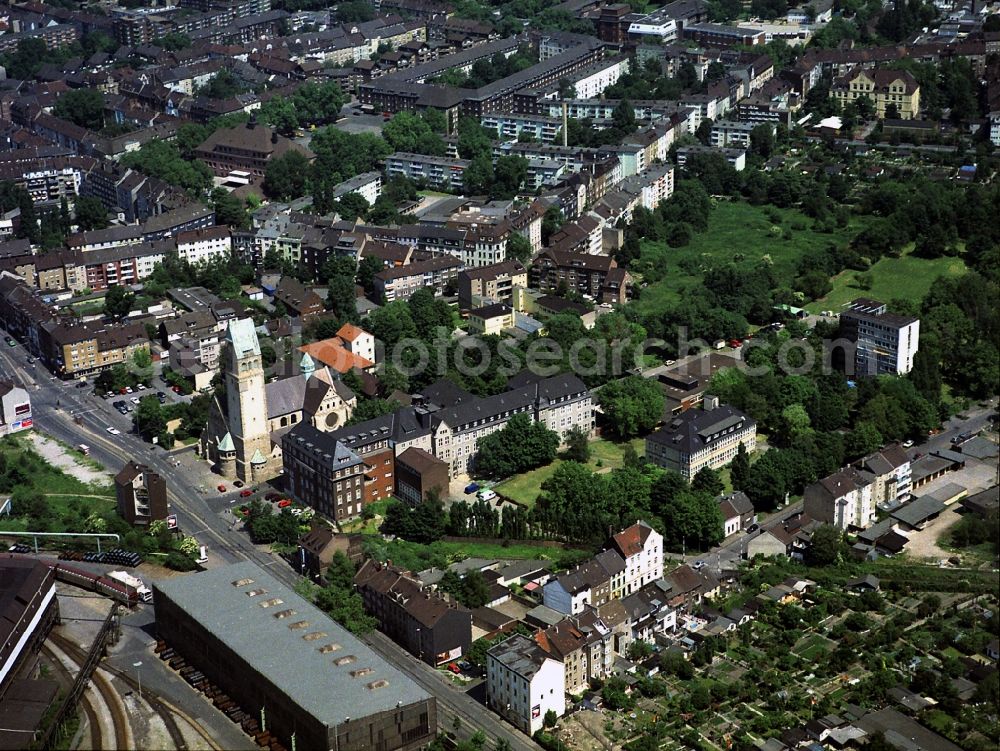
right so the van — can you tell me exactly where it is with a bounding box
[77,444,90,455]
[478,489,497,502]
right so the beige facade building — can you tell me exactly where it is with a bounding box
[645,399,756,480]
[831,67,920,119]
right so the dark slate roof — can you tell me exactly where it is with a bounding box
[646,404,754,454]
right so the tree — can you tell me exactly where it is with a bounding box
[658,489,724,551]
[543,710,557,729]
[439,569,491,608]
[263,150,311,200]
[731,442,751,491]
[336,192,370,221]
[133,395,166,439]
[476,413,559,479]
[54,89,105,131]
[845,421,883,459]
[463,153,494,196]
[611,99,637,133]
[597,376,664,439]
[562,425,590,464]
[506,232,532,264]
[749,124,775,159]
[692,466,724,496]
[808,524,845,566]
[382,111,446,156]
[104,285,135,321]
[211,187,249,229]
[74,196,109,231]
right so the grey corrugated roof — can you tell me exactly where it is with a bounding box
[153,563,429,727]
[891,495,946,526]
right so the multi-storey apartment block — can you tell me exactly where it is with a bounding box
[839,298,920,376]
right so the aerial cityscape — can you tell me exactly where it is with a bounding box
[0,0,997,749]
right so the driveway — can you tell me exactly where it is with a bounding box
[901,504,963,562]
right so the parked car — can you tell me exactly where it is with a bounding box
[76,380,88,389]
[239,489,253,498]
[233,480,244,488]
[692,560,707,570]
[217,484,227,492]
[124,386,133,393]
[277,499,292,508]
[447,663,461,674]
[172,385,182,394]
[902,439,914,448]
[747,524,759,533]
[464,483,479,495]
[477,488,497,502]
[130,396,141,404]
[4,336,15,347]
[26,356,34,364]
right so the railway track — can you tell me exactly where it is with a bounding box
[47,631,191,750]
[41,636,129,750]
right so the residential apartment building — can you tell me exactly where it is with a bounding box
[114,461,168,527]
[839,298,920,376]
[467,303,514,336]
[281,423,369,521]
[374,256,464,302]
[354,560,472,666]
[40,320,150,378]
[542,555,622,615]
[176,225,232,266]
[831,67,920,119]
[535,614,614,695]
[385,153,470,192]
[710,119,772,148]
[804,443,912,530]
[609,521,664,597]
[858,443,911,508]
[487,634,566,735]
[803,466,875,531]
[332,171,382,206]
[645,399,757,479]
[458,260,528,309]
[531,250,631,304]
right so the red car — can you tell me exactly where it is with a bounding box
[447,663,461,674]
[728,339,743,348]
[119,387,128,394]
[240,489,253,497]
[277,499,292,508]
[217,484,227,492]
[172,385,182,394]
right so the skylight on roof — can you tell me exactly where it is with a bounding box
[246,588,268,597]
[274,609,296,619]
[259,598,283,608]
[350,667,374,678]
[289,620,310,629]
[367,680,389,690]
[303,632,327,641]
[333,655,357,666]
[318,643,342,653]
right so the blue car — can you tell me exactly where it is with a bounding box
[464,483,479,495]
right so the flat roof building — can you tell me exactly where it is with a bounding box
[153,563,436,751]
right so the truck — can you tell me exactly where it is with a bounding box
[106,570,153,602]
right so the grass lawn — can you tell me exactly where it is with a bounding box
[0,436,115,536]
[364,537,592,573]
[806,248,966,314]
[495,437,645,508]
[633,201,866,318]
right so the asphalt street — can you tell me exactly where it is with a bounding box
[0,342,540,751]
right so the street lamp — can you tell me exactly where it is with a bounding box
[133,661,143,700]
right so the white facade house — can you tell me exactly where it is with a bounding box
[335,323,377,365]
[610,521,664,596]
[175,226,232,266]
[628,15,678,42]
[0,381,32,435]
[571,56,631,99]
[487,635,565,735]
[332,171,382,206]
[803,467,875,530]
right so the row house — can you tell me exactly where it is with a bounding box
[542,522,664,615]
[42,319,150,378]
[353,560,472,666]
[535,614,614,695]
[619,579,679,644]
[548,214,603,256]
[618,163,676,212]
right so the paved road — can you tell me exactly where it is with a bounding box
[0,343,538,750]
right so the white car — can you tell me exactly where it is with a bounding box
[130,396,141,404]
[902,439,914,448]
[106,427,121,435]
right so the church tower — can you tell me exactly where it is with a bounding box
[223,319,271,482]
